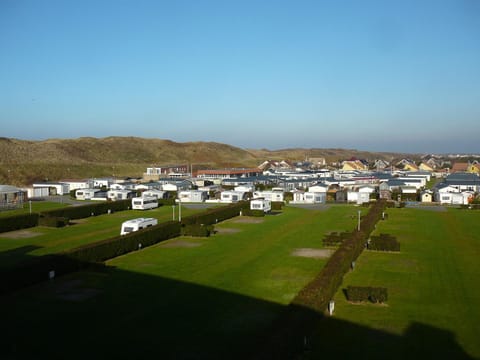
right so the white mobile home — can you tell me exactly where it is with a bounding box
[220,191,247,203]
[178,190,208,203]
[142,190,167,199]
[250,198,271,212]
[253,190,284,202]
[75,188,101,200]
[291,191,326,204]
[120,217,158,235]
[107,190,136,201]
[131,196,159,210]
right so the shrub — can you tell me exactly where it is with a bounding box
[346,286,388,303]
[182,224,213,237]
[271,201,284,211]
[368,233,400,252]
[241,209,265,217]
[38,216,69,228]
[40,199,131,220]
[0,213,39,233]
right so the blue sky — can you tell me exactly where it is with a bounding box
[1,0,479,153]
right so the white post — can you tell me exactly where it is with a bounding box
[178,196,182,222]
[172,205,175,221]
[29,200,32,214]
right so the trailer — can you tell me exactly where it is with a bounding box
[131,196,159,210]
[120,217,158,235]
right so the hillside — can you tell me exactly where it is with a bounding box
[0,137,412,185]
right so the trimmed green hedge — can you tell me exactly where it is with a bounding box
[368,233,400,252]
[40,199,131,220]
[346,285,388,303]
[181,201,249,226]
[38,216,69,228]
[182,224,213,237]
[67,221,181,263]
[0,213,39,233]
[322,232,351,246]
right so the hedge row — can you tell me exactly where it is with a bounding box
[346,285,388,303]
[41,199,132,220]
[67,221,182,263]
[368,233,400,252]
[0,213,39,233]
[182,224,213,237]
[181,201,249,226]
[253,200,388,359]
[241,209,265,217]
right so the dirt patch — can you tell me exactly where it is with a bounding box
[0,229,42,239]
[159,240,202,248]
[215,228,241,234]
[292,248,333,259]
[231,217,264,224]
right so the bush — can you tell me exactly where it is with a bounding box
[271,201,284,211]
[346,286,388,303]
[322,232,351,246]
[182,224,213,237]
[241,209,265,217]
[181,201,249,226]
[0,213,39,233]
[368,233,400,252]
[38,216,69,228]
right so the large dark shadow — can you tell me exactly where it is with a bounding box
[1,270,475,359]
[0,250,475,360]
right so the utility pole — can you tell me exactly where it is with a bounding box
[358,210,361,231]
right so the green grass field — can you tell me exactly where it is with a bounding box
[0,204,203,270]
[0,200,69,218]
[307,207,480,359]
[0,204,360,359]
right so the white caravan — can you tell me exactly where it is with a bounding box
[120,217,158,235]
[131,196,159,210]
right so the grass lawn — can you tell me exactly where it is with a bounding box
[307,207,480,359]
[0,204,362,359]
[0,204,204,270]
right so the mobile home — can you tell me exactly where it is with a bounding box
[250,198,272,213]
[120,217,158,235]
[131,196,159,210]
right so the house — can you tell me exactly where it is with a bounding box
[378,182,392,200]
[291,190,326,204]
[451,162,469,173]
[250,198,272,212]
[0,185,27,209]
[92,178,114,188]
[347,191,370,204]
[159,179,192,192]
[107,190,136,201]
[420,191,433,203]
[443,173,480,192]
[220,191,247,203]
[32,182,70,196]
[75,188,101,200]
[234,185,255,193]
[178,190,208,203]
[341,160,368,171]
[419,163,434,172]
[144,165,189,180]
[435,191,473,205]
[196,168,262,180]
[60,179,89,192]
[142,190,168,199]
[308,184,329,193]
[253,189,284,202]
[467,162,480,174]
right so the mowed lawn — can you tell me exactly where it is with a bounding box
[309,207,480,359]
[0,204,203,270]
[0,205,361,359]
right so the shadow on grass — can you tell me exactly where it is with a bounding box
[0,251,474,360]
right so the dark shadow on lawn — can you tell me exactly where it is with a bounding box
[0,254,474,360]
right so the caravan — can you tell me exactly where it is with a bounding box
[131,196,159,210]
[120,217,158,235]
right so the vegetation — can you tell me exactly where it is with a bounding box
[306,207,480,359]
[0,205,360,359]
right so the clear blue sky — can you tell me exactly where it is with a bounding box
[1,0,479,153]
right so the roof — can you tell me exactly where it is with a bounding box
[0,185,24,193]
[451,162,469,172]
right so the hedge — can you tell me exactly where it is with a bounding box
[368,233,400,252]
[40,199,131,220]
[38,216,69,228]
[181,201,249,226]
[182,224,213,237]
[241,209,265,217]
[346,285,388,303]
[67,220,182,263]
[253,200,388,359]
[0,213,39,233]
[322,232,351,246]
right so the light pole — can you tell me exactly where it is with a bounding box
[178,195,182,222]
[172,204,175,221]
